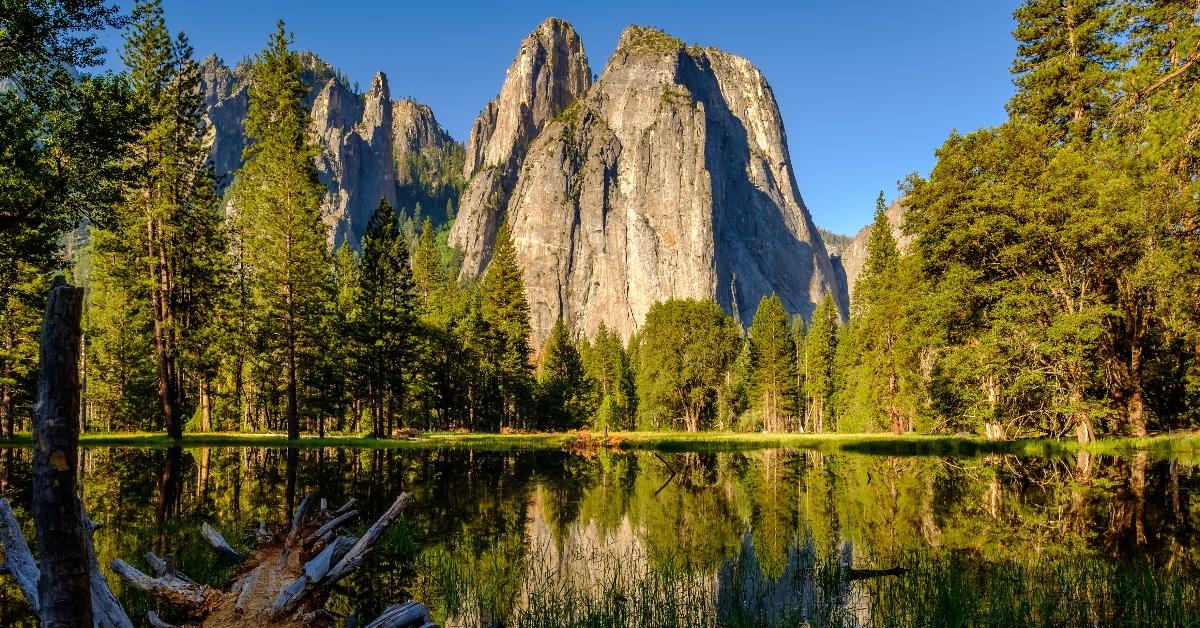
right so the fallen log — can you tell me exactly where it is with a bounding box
[269,494,412,618]
[0,498,40,613]
[302,509,358,549]
[110,492,428,627]
[109,559,220,613]
[147,610,178,628]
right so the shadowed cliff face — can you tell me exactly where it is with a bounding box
[450,17,593,277]
[459,24,846,346]
[199,55,455,249]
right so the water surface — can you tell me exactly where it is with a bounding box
[0,446,1195,626]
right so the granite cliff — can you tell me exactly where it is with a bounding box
[199,54,457,248]
[453,24,845,345]
[450,18,593,276]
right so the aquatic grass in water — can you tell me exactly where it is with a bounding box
[415,534,1200,627]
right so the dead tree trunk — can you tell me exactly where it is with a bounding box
[0,277,133,627]
[31,276,92,626]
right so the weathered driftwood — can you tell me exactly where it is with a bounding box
[147,610,178,628]
[269,494,413,618]
[83,509,134,628]
[332,497,357,517]
[364,601,437,628]
[0,498,40,613]
[234,565,262,613]
[202,521,246,561]
[256,521,271,545]
[105,492,428,627]
[303,509,358,548]
[110,558,221,612]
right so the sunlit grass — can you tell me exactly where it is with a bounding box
[0,429,1194,458]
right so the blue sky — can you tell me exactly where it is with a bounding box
[97,1,1019,235]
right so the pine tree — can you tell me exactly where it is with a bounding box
[86,0,227,436]
[228,21,331,440]
[1009,0,1121,141]
[804,294,839,433]
[481,222,533,427]
[412,217,446,318]
[357,199,418,436]
[748,294,796,432]
[537,318,593,430]
[2,2,135,435]
[332,243,361,433]
[581,322,636,430]
[839,193,906,433]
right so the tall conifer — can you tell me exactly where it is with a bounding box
[228,21,330,440]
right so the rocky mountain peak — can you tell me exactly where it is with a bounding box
[450,17,593,276]
[200,56,456,249]
[451,22,844,346]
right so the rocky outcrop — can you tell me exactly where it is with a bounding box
[392,99,452,164]
[458,25,845,345]
[198,55,456,248]
[824,199,911,303]
[199,56,249,189]
[450,17,592,276]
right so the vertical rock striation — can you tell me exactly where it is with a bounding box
[450,17,593,276]
[456,25,845,346]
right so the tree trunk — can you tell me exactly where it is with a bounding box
[199,380,212,433]
[285,311,299,441]
[2,382,11,439]
[147,219,182,439]
[31,276,92,626]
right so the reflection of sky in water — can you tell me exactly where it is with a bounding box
[0,447,1195,625]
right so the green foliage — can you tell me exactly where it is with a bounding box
[803,295,839,433]
[84,0,229,437]
[620,25,685,55]
[580,322,636,431]
[482,222,534,428]
[835,193,914,434]
[1009,0,1121,141]
[748,294,797,432]
[633,299,743,432]
[0,2,136,436]
[354,199,418,436]
[395,138,465,230]
[536,319,594,431]
[227,21,331,439]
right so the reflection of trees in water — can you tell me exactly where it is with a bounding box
[155,446,183,555]
[0,446,1195,624]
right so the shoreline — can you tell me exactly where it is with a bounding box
[0,430,1195,457]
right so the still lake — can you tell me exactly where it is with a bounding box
[0,445,1196,626]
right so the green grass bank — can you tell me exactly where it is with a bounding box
[0,429,1196,457]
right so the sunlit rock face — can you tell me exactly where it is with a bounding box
[454,24,845,347]
[450,17,593,277]
[199,55,454,249]
[824,199,911,303]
